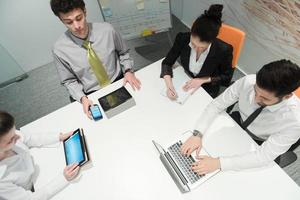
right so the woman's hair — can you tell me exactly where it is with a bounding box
[191,4,223,42]
[0,111,15,137]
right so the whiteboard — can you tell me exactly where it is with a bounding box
[98,0,172,40]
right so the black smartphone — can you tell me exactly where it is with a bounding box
[89,104,103,120]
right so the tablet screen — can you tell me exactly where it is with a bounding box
[64,130,84,165]
[98,86,132,111]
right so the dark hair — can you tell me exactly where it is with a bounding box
[50,0,85,17]
[256,59,300,97]
[0,111,15,137]
[191,4,223,42]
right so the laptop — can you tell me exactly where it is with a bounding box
[153,130,219,193]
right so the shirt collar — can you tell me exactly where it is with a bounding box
[250,88,289,112]
[66,23,92,47]
[188,42,211,56]
[266,98,289,112]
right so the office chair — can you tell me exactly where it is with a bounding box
[217,23,246,69]
[294,87,300,98]
[217,23,246,103]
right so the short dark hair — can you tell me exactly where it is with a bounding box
[256,59,300,97]
[0,111,15,137]
[191,4,223,42]
[50,0,85,17]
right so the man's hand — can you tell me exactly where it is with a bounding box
[64,163,80,181]
[124,72,141,91]
[80,96,93,119]
[59,131,73,141]
[163,75,177,100]
[182,77,211,94]
[192,156,221,175]
[180,136,202,156]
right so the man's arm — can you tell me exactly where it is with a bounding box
[0,174,69,200]
[220,127,300,171]
[17,130,59,148]
[52,52,85,102]
[111,27,134,71]
[194,76,246,135]
[181,76,246,156]
[111,26,141,90]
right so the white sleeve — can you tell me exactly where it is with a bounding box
[194,77,246,135]
[220,127,300,171]
[0,173,69,200]
[17,130,60,148]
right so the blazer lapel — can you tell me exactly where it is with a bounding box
[197,41,218,77]
[181,44,191,72]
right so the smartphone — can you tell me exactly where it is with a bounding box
[89,104,103,120]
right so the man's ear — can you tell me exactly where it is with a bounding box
[283,93,293,100]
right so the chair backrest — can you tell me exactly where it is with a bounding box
[217,24,246,68]
[294,87,300,98]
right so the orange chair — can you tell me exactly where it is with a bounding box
[217,24,246,68]
[294,87,300,98]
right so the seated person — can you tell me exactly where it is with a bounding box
[0,111,79,200]
[161,4,233,99]
[181,59,300,174]
[50,0,141,119]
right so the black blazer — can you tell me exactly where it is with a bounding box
[161,32,233,97]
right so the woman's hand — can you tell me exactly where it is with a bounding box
[182,77,211,94]
[164,75,178,100]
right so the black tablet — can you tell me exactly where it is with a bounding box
[63,128,89,166]
[98,86,132,111]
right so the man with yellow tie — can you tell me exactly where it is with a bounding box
[51,0,141,119]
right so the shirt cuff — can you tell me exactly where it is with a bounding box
[74,92,86,103]
[219,157,233,171]
[45,174,70,198]
[160,64,173,78]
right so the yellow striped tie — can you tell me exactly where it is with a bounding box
[82,41,111,87]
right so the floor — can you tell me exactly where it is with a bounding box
[0,15,299,186]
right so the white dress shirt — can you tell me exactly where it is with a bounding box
[0,131,69,200]
[188,43,211,76]
[194,74,300,171]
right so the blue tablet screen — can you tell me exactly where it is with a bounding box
[65,131,84,165]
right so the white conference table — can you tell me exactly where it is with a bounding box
[21,59,300,200]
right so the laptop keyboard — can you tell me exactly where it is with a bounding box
[168,141,204,184]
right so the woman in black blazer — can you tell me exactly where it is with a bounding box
[161,4,233,98]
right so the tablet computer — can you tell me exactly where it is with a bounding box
[98,86,136,118]
[63,128,89,166]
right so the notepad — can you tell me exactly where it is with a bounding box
[161,67,192,105]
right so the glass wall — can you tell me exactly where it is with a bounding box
[0,43,27,88]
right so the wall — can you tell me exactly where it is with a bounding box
[170,0,300,74]
[0,44,24,84]
[0,0,103,73]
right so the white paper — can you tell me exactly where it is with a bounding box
[161,66,192,104]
